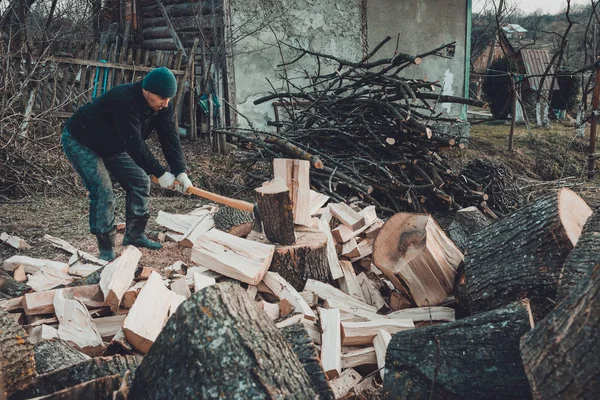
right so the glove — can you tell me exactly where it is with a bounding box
[176,172,193,194]
[158,171,176,189]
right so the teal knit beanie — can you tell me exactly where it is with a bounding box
[142,67,177,98]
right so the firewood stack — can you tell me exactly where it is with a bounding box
[1,159,599,399]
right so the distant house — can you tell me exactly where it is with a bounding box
[502,24,527,40]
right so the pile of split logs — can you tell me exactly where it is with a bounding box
[220,37,498,216]
[1,157,598,399]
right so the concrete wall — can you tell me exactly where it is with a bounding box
[366,0,469,116]
[229,0,363,130]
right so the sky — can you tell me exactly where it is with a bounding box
[473,0,590,14]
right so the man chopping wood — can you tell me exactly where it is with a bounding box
[61,67,192,261]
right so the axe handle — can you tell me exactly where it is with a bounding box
[152,176,255,213]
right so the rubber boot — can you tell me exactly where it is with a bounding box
[122,217,162,250]
[96,229,116,261]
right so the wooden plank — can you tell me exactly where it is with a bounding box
[3,255,69,274]
[0,232,32,249]
[319,307,341,380]
[329,368,362,399]
[99,246,141,311]
[48,55,185,75]
[190,229,275,285]
[329,203,365,231]
[23,285,104,316]
[318,207,343,280]
[340,319,414,345]
[357,272,387,310]
[387,306,456,322]
[337,260,365,302]
[262,272,316,320]
[54,289,105,356]
[122,271,186,354]
[273,158,312,226]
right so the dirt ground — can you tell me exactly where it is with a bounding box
[1,121,599,267]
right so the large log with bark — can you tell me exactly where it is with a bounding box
[213,206,255,237]
[281,323,335,400]
[129,282,317,399]
[373,213,463,306]
[456,188,592,319]
[0,309,35,398]
[255,178,296,245]
[11,355,140,399]
[0,269,30,297]
[556,209,600,300]
[28,375,124,400]
[520,263,600,399]
[383,300,534,400]
[34,339,90,375]
[447,206,491,251]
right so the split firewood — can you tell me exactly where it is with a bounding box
[447,206,491,251]
[309,190,330,216]
[364,218,384,240]
[164,260,186,278]
[122,281,145,309]
[275,313,304,328]
[262,271,316,319]
[556,209,600,300]
[23,285,104,316]
[373,213,463,307]
[257,300,280,320]
[304,279,379,318]
[332,206,378,243]
[281,323,335,400]
[273,158,312,226]
[0,269,29,298]
[28,324,59,344]
[129,283,317,399]
[456,188,592,318]
[341,346,377,369]
[0,309,36,398]
[329,203,366,231]
[33,339,91,375]
[2,255,69,274]
[374,329,392,381]
[1,232,31,250]
[193,272,216,293]
[329,368,362,399]
[255,177,296,245]
[68,262,102,277]
[54,289,105,356]
[389,291,412,311]
[27,266,74,292]
[303,318,322,344]
[246,284,258,300]
[300,290,318,307]
[279,298,295,317]
[170,278,191,299]
[99,246,141,312]
[43,235,107,266]
[190,229,275,285]
[11,355,140,399]
[340,237,358,257]
[155,210,204,234]
[213,206,254,237]
[105,328,134,356]
[340,319,414,345]
[520,253,600,399]
[136,266,156,280]
[93,314,127,341]
[13,265,26,282]
[383,300,533,399]
[357,272,388,311]
[338,260,366,301]
[179,213,214,247]
[319,307,342,379]
[387,306,455,322]
[318,206,344,280]
[122,271,185,354]
[0,296,24,312]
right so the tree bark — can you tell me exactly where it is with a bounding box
[0,309,35,398]
[255,178,296,245]
[34,339,90,375]
[11,355,140,400]
[447,206,491,252]
[557,210,600,300]
[383,300,534,400]
[456,188,592,319]
[130,282,317,399]
[520,264,600,399]
[30,374,123,400]
[0,269,30,297]
[213,206,254,237]
[281,323,334,400]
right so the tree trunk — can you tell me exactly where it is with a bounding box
[447,206,491,252]
[130,282,317,399]
[30,374,123,400]
[0,310,35,398]
[255,178,296,245]
[0,269,30,297]
[456,188,592,319]
[280,323,334,400]
[520,261,600,399]
[213,206,254,237]
[11,355,140,400]
[557,211,600,300]
[34,339,90,375]
[383,300,534,400]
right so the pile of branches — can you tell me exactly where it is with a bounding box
[220,37,492,215]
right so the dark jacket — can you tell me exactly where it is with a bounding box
[66,81,186,177]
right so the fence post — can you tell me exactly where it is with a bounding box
[588,61,600,179]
